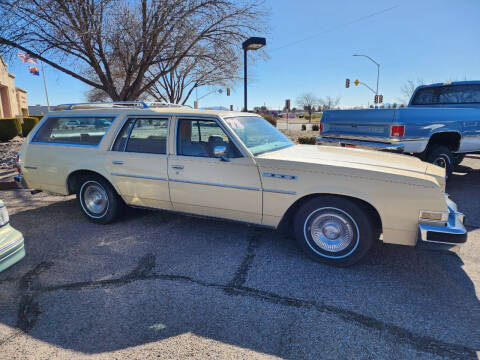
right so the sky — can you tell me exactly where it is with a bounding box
[7,0,480,110]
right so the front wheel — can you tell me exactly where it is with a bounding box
[77,175,121,224]
[293,196,376,266]
[426,145,453,178]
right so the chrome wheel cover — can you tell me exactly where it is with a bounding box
[433,156,447,168]
[304,207,359,258]
[81,181,109,217]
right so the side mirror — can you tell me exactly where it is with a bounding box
[213,145,230,162]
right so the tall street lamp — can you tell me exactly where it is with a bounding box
[242,37,266,112]
[352,54,380,98]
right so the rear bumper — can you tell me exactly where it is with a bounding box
[418,198,467,249]
[316,136,404,152]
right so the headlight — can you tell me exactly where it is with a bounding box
[0,205,9,227]
[419,210,448,225]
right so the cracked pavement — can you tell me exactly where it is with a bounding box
[0,157,479,359]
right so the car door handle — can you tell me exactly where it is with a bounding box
[171,165,184,169]
[112,160,124,165]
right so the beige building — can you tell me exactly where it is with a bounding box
[0,55,28,118]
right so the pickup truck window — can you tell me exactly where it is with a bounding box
[32,116,114,146]
[224,116,293,156]
[412,84,480,105]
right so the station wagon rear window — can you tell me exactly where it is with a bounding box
[31,117,114,146]
[411,84,480,105]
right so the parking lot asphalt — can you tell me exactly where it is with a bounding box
[0,157,479,359]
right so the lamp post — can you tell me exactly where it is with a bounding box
[352,54,380,98]
[242,37,266,112]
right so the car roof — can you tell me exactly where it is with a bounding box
[415,80,480,90]
[43,107,257,119]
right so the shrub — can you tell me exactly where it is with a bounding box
[0,118,22,142]
[297,136,316,145]
[301,124,306,131]
[261,114,277,127]
[312,124,319,131]
[22,117,40,136]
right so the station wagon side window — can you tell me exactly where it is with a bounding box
[176,119,242,158]
[112,118,168,154]
[31,116,114,146]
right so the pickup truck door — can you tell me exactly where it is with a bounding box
[458,108,480,152]
[167,117,262,224]
[105,117,172,210]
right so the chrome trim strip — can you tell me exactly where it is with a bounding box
[318,134,429,143]
[0,236,24,255]
[317,137,404,151]
[263,188,296,195]
[262,172,297,180]
[24,165,37,169]
[169,178,261,191]
[111,173,168,181]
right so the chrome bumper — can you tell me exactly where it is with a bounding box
[14,175,27,189]
[418,198,467,249]
[316,137,404,152]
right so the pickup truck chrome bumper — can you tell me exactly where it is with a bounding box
[316,136,404,152]
[418,197,467,249]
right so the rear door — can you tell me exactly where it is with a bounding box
[105,117,172,209]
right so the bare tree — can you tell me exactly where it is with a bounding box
[146,44,240,105]
[0,0,266,101]
[400,78,425,103]
[320,96,341,110]
[296,93,319,122]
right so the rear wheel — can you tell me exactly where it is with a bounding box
[293,196,375,266]
[426,145,453,178]
[77,175,121,224]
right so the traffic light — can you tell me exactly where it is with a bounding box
[226,88,230,96]
[345,78,350,88]
[374,95,378,104]
[379,95,383,103]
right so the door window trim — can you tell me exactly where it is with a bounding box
[110,116,170,154]
[174,116,245,158]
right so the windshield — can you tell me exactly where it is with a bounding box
[224,116,293,155]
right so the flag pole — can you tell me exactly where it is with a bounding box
[40,61,50,111]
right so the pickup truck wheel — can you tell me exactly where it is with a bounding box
[78,176,120,224]
[426,145,453,178]
[293,196,374,266]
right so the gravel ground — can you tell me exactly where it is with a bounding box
[0,157,478,359]
[0,137,24,170]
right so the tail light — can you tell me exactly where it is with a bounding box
[319,122,323,133]
[390,125,405,137]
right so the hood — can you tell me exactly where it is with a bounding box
[257,145,430,175]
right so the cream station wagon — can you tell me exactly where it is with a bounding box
[15,102,467,266]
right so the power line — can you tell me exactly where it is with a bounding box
[270,5,400,52]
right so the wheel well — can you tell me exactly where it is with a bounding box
[67,170,115,195]
[427,132,461,153]
[277,193,382,237]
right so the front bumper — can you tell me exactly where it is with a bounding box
[418,198,467,249]
[316,136,404,152]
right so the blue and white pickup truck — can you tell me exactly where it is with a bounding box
[317,81,480,176]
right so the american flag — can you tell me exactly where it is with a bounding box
[17,52,38,64]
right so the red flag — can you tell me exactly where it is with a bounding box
[17,52,38,64]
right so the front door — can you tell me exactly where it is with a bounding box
[168,118,262,224]
[105,117,172,209]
